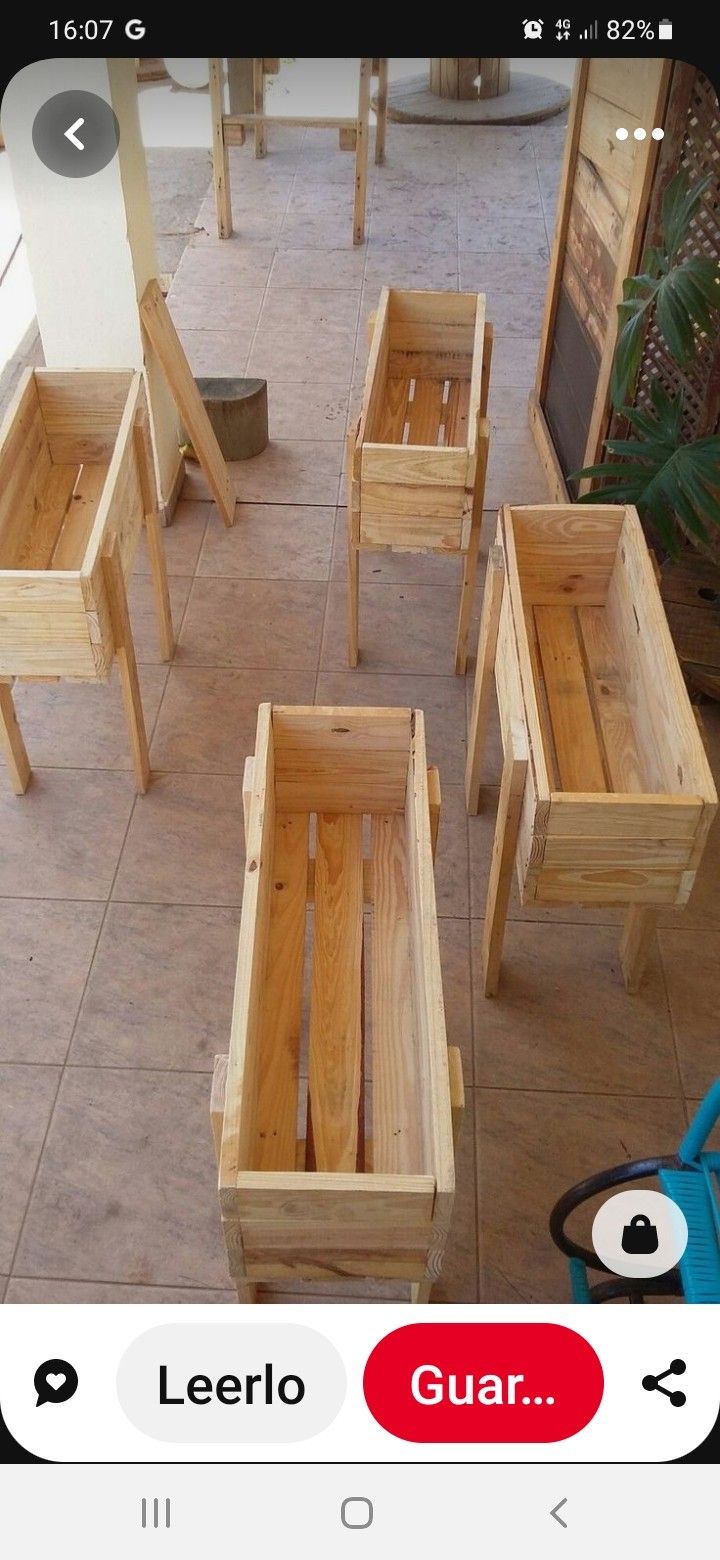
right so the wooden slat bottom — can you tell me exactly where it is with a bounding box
[371,373,471,448]
[532,602,650,795]
[253,813,309,1170]
[307,813,364,1172]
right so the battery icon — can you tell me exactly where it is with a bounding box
[658,17,673,36]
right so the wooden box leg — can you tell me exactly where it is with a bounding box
[465,543,504,814]
[347,419,361,667]
[455,416,490,677]
[102,538,151,795]
[211,1054,257,1303]
[353,58,371,244]
[620,907,658,994]
[252,58,266,158]
[447,1045,464,1151]
[375,57,388,163]
[348,534,360,669]
[0,681,31,795]
[209,57,232,239]
[133,419,174,663]
[481,718,528,997]
[410,1049,462,1305]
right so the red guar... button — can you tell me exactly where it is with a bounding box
[363,1323,603,1443]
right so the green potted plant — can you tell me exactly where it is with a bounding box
[573,171,720,563]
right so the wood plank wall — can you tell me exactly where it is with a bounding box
[534,58,671,495]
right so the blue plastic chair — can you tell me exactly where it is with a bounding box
[550,1080,720,1304]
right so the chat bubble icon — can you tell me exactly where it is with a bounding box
[34,1358,79,1407]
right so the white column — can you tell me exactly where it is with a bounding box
[0,56,182,512]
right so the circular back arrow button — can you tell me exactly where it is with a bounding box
[32,91,119,177]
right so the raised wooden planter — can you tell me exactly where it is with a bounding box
[0,369,173,795]
[214,703,461,1302]
[348,287,492,675]
[466,504,717,995]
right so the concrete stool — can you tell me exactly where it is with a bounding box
[192,377,268,460]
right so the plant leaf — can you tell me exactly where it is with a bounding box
[611,305,650,410]
[569,385,720,557]
[661,170,713,262]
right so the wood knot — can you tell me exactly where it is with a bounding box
[248,859,258,873]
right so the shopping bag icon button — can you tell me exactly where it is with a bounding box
[621,1213,659,1254]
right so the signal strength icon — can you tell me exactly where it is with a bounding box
[579,19,598,37]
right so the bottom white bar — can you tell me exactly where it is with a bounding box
[0,1463,715,1560]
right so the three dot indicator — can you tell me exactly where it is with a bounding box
[616,126,665,140]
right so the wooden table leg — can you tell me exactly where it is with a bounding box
[465,543,504,813]
[620,906,658,994]
[411,1279,433,1303]
[252,58,266,158]
[353,58,371,244]
[482,717,528,996]
[103,538,151,795]
[211,1054,257,1302]
[145,510,174,662]
[0,681,31,795]
[347,420,361,666]
[480,321,494,417]
[455,412,490,676]
[209,57,232,238]
[133,419,174,663]
[375,57,388,163]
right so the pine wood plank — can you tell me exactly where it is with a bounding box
[466,542,504,813]
[139,278,236,527]
[308,812,364,1172]
[52,464,107,570]
[254,813,309,1171]
[371,813,423,1175]
[375,377,410,444]
[220,703,276,1190]
[353,57,371,245]
[444,379,470,447]
[209,58,232,237]
[406,379,444,446]
[482,718,528,996]
[404,711,455,1278]
[16,464,77,569]
[535,604,608,792]
[0,375,53,568]
[0,681,31,794]
[577,603,646,792]
[620,911,660,992]
[101,536,150,794]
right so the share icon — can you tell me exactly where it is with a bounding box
[642,1359,687,1408]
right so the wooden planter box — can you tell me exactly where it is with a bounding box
[348,287,492,674]
[214,703,460,1302]
[0,368,173,794]
[466,504,717,994]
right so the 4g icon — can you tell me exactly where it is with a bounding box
[555,16,571,38]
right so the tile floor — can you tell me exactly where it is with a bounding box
[2,116,718,1306]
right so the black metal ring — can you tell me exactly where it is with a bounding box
[549,1155,679,1271]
